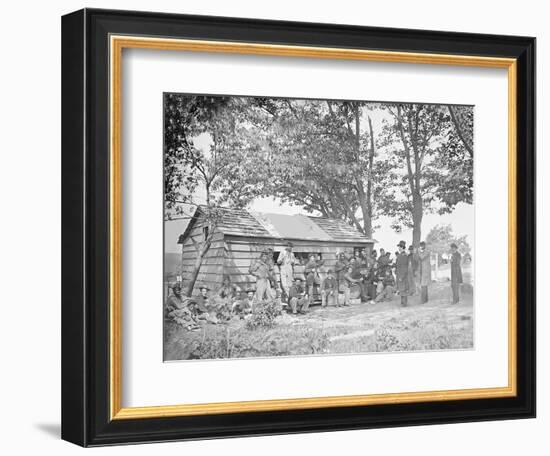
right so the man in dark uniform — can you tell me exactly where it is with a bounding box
[334,252,348,305]
[450,243,463,304]
[395,240,410,307]
[377,249,390,276]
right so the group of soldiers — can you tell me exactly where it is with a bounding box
[248,240,464,309]
[165,276,258,331]
[166,240,465,330]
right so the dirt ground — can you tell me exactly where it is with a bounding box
[164,280,473,361]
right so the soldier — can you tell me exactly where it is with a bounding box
[418,241,432,303]
[334,252,348,303]
[288,278,309,314]
[216,275,240,301]
[195,286,220,324]
[377,249,390,276]
[304,253,323,305]
[165,283,200,331]
[450,243,463,304]
[277,241,296,303]
[364,263,378,302]
[249,251,274,302]
[375,269,396,302]
[321,269,337,307]
[395,241,410,307]
[343,265,361,306]
[233,288,255,317]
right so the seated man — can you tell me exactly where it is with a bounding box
[165,283,200,331]
[232,288,255,317]
[376,269,396,302]
[191,286,219,324]
[321,269,337,307]
[288,278,309,314]
[216,275,241,301]
[342,265,361,306]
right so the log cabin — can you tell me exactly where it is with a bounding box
[177,206,375,295]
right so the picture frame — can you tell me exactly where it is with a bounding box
[61,8,536,447]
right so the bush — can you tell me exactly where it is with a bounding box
[245,300,282,330]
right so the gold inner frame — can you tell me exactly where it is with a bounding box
[109,35,518,420]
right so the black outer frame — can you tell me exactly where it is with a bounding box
[61,8,536,447]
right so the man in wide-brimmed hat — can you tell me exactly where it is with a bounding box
[395,240,410,307]
[288,277,309,314]
[277,241,296,303]
[249,250,274,301]
[232,287,256,317]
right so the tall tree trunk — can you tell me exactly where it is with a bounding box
[366,116,376,235]
[353,103,372,238]
[412,192,423,247]
[185,233,212,297]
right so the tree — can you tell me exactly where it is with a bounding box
[379,103,473,245]
[380,103,447,246]
[250,99,384,238]
[164,95,263,295]
[434,106,474,211]
[425,224,471,264]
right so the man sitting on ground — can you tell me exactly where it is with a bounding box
[375,269,396,302]
[232,288,255,318]
[288,278,309,314]
[165,283,200,331]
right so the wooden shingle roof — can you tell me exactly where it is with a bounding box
[179,206,374,244]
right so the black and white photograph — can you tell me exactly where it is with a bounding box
[163,94,474,361]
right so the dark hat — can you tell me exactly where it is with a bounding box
[408,245,414,251]
[246,287,256,293]
[294,277,303,281]
[199,286,210,291]
[450,243,458,249]
[171,282,182,290]
[419,241,426,247]
[397,240,406,248]
[327,269,333,273]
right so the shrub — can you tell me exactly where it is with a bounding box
[245,300,282,330]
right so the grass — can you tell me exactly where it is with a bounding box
[164,281,473,361]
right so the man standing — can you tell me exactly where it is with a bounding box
[377,249,390,276]
[450,243,463,304]
[277,241,296,303]
[304,253,321,305]
[418,241,431,303]
[395,241,410,307]
[249,251,274,302]
[334,252,348,306]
